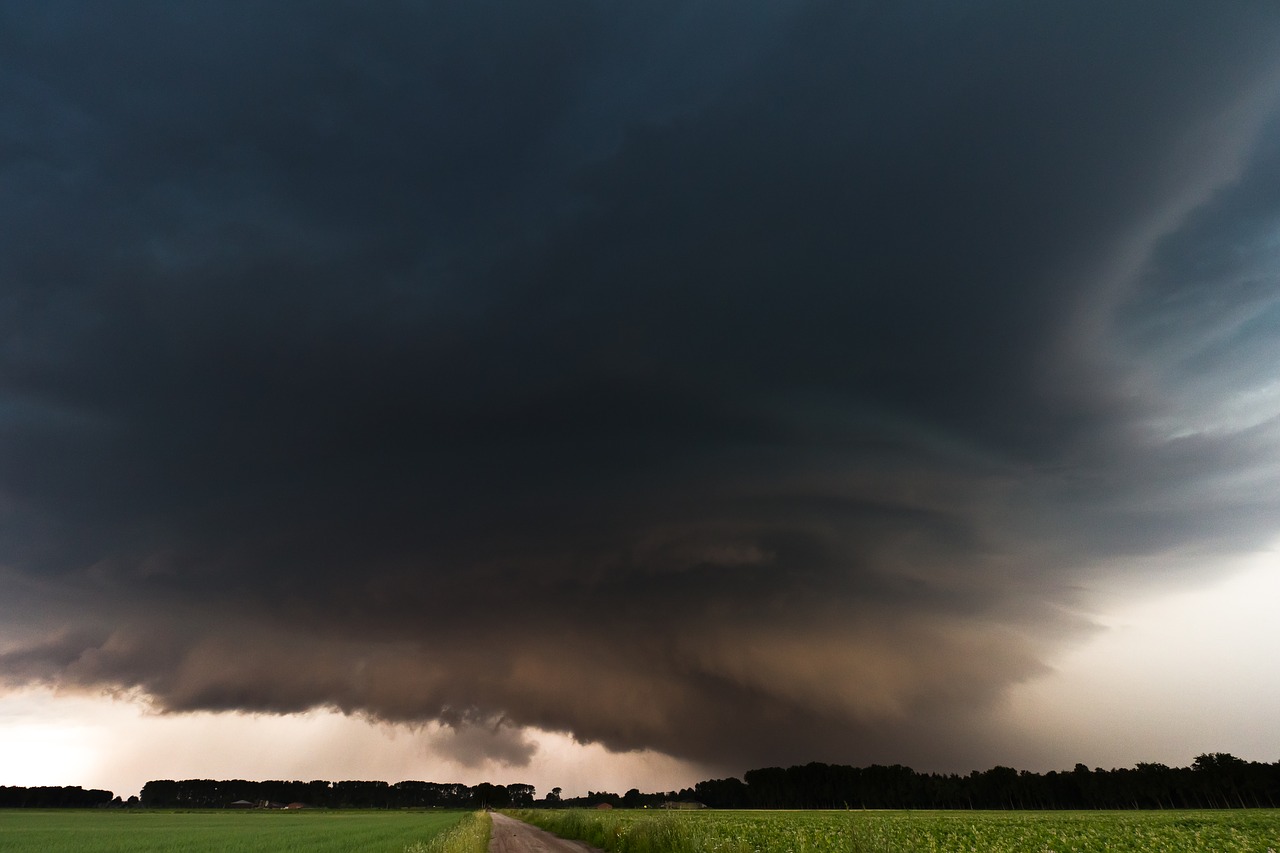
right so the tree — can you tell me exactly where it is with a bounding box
[471,782,510,808]
[506,784,536,807]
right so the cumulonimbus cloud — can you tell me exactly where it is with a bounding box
[3,0,1280,772]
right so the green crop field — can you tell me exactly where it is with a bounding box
[511,807,1280,853]
[0,808,487,853]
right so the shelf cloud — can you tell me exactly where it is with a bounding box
[3,1,1280,774]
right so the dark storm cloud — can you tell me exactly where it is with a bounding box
[3,1,1280,771]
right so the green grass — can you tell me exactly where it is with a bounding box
[509,808,1280,853]
[0,808,489,853]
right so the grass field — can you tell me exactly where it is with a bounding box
[510,807,1280,853]
[0,808,488,853]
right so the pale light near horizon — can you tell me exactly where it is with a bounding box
[1001,541,1280,769]
[0,689,708,800]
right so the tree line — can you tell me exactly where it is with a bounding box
[561,754,1280,810]
[0,786,115,808]
[4,753,1277,809]
[138,779,536,809]
[129,753,1280,810]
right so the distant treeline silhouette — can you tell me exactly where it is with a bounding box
[139,779,535,809]
[564,754,1280,810]
[0,786,114,808]
[5,753,1277,809]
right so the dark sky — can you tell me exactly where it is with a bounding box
[3,1,1280,776]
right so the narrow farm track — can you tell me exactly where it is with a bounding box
[488,812,604,853]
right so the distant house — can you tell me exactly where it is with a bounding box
[228,800,256,809]
[595,803,614,810]
[285,802,309,810]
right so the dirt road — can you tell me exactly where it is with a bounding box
[488,812,604,853]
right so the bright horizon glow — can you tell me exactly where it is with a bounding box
[0,689,709,800]
[1001,542,1280,770]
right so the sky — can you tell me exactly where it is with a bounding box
[2,1,1280,800]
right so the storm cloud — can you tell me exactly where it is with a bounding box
[3,1,1280,773]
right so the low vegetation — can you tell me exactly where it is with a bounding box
[509,807,1280,853]
[0,808,480,853]
[405,810,490,853]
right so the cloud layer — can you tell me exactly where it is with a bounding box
[3,1,1280,772]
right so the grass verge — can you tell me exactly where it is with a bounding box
[405,810,490,853]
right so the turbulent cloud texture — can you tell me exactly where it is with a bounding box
[3,1,1280,772]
